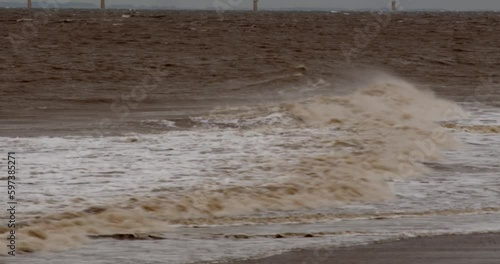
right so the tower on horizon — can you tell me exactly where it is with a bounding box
[391,1,397,11]
[27,0,32,9]
[101,0,105,9]
[253,0,259,12]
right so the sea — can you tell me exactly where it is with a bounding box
[1,9,500,264]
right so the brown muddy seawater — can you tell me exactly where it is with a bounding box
[1,10,500,136]
[1,9,500,264]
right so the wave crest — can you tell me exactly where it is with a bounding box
[0,76,467,255]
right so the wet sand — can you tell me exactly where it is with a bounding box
[230,233,500,264]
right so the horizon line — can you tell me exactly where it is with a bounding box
[1,6,499,12]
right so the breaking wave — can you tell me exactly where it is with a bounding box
[0,75,467,255]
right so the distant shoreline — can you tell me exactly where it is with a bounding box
[1,7,498,12]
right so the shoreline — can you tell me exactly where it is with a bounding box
[229,232,500,264]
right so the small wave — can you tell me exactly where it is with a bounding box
[190,111,293,128]
[442,123,500,134]
[58,97,115,104]
[141,119,178,128]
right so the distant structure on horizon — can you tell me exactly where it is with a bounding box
[253,0,259,12]
[391,0,397,11]
[27,0,31,9]
[101,0,105,9]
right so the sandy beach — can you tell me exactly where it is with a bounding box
[230,233,500,264]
